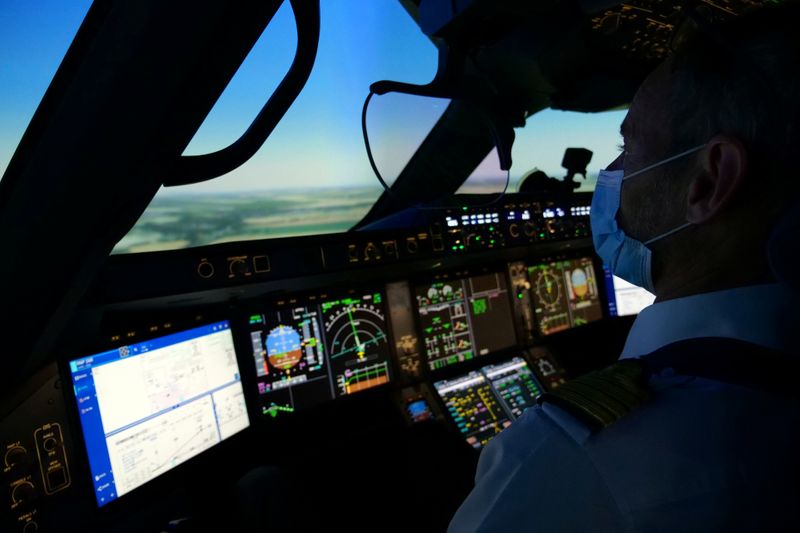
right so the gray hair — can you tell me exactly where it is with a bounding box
[666,2,800,207]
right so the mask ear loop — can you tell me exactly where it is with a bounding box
[643,221,693,246]
[623,144,705,246]
[623,144,706,181]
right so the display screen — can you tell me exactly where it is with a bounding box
[248,291,392,418]
[405,398,434,424]
[602,266,655,316]
[69,321,249,507]
[528,257,603,335]
[481,357,542,418]
[415,272,516,371]
[434,357,542,448]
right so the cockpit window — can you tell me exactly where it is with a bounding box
[457,108,628,195]
[113,1,442,254]
[0,0,93,180]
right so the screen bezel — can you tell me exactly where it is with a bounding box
[232,284,398,423]
[409,264,521,374]
[525,253,607,337]
[59,314,253,515]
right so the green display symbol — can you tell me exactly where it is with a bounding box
[263,403,295,418]
[472,298,488,315]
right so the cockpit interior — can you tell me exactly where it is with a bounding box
[0,1,775,531]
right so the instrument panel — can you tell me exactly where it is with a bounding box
[1,193,644,532]
[54,255,594,511]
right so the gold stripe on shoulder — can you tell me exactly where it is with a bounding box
[539,360,651,432]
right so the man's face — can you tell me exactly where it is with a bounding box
[614,62,688,243]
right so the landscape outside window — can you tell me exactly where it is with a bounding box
[0,1,625,255]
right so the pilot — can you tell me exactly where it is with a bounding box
[449,3,800,532]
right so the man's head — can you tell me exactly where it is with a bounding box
[612,2,800,300]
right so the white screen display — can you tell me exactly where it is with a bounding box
[69,321,250,507]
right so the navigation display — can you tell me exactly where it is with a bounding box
[415,272,516,371]
[434,357,542,448]
[69,321,249,508]
[248,291,392,418]
[528,257,603,335]
[322,296,391,396]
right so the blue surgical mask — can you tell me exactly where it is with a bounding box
[591,144,705,293]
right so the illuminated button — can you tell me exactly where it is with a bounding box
[252,255,270,273]
[347,244,358,263]
[364,242,380,261]
[382,240,398,259]
[47,467,68,490]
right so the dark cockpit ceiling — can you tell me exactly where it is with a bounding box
[0,1,776,531]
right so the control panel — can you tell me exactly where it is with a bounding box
[99,193,593,304]
[589,0,768,62]
[439,199,591,254]
[1,365,76,533]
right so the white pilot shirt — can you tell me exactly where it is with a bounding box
[448,283,800,533]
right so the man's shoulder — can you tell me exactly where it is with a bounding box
[537,359,652,434]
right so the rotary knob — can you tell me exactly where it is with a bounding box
[523,221,536,237]
[12,481,36,504]
[4,446,28,469]
[197,260,215,279]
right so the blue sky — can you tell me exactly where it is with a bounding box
[0,0,626,193]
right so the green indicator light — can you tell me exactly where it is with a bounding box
[452,246,458,251]
[462,206,468,211]
[472,298,488,315]
[490,239,495,244]
[489,226,494,231]
[518,293,525,299]
[539,233,546,238]
[475,236,480,241]
[374,293,382,304]
[459,245,465,250]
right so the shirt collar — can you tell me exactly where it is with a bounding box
[620,283,796,359]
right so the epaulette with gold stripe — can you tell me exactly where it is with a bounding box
[538,360,651,432]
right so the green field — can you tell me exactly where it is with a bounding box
[112,186,382,254]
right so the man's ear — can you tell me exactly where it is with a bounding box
[686,135,748,224]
